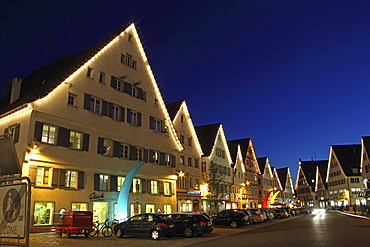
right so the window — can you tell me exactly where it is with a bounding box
[90,96,101,114]
[68,93,76,106]
[163,205,172,214]
[33,202,54,225]
[151,180,159,194]
[178,176,186,189]
[99,175,109,191]
[131,60,137,70]
[180,115,184,123]
[194,158,199,168]
[201,162,207,172]
[87,67,93,78]
[135,147,143,161]
[65,170,77,188]
[129,110,140,125]
[103,139,113,156]
[71,203,88,211]
[188,137,192,147]
[132,179,141,193]
[180,155,185,165]
[131,87,137,97]
[99,72,105,83]
[112,104,120,120]
[188,157,193,167]
[145,204,155,213]
[128,33,133,42]
[69,131,82,149]
[164,182,171,195]
[36,167,52,186]
[189,177,193,188]
[152,151,159,164]
[117,176,125,192]
[165,154,171,166]
[120,144,130,159]
[153,118,162,132]
[179,135,185,144]
[41,124,57,144]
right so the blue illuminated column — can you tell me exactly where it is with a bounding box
[116,161,145,221]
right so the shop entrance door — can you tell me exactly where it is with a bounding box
[92,202,108,223]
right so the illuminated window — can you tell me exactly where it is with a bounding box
[33,202,54,225]
[99,72,105,83]
[65,170,77,188]
[132,179,141,193]
[99,175,109,191]
[68,93,76,106]
[36,167,51,186]
[69,131,82,149]
[180,155,185,165]
[165,154,171,166]
[103,139,113,156]
[151,180,159,194]
[72,203,88,211]
[163,205,172,214]
[120,144,129,159]
[164,182,171,195]
[89,96,101,114]
[41,124,57,144]
[152,151,159,164]
[117,176,125,191]
[145,204,155,213]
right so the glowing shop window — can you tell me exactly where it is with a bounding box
[130,203,142,217]
[92,202,108,223]
[71,203,88,211]
[145,204,155,213]
[33,202,54,225]
[164,205,172,214]
[117,176,125,192]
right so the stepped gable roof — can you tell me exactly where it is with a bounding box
[166,100,184,120]
[227,140,239,164]
[276,167,288,190]
[332,144,361,176]
[0,24,130,115]
[257,157,268,173]
[195,123,221,157]
[227,138,251,162]
[362,136,370,158]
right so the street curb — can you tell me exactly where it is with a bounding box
[339,212,370,220]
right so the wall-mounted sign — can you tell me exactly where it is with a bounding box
[187,191,201,195]
[89,192,104,202]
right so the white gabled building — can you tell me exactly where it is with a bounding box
[0,23,182,226]
[166,100,203,212]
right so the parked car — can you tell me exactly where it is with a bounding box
[167,213,213,237]
[262,208,274,220]
[235,209,253,225]
[249,209,267,221]
[250,211,264,223]
[114,213,174,240]
[212,209,249,228]
[272,208,289,219]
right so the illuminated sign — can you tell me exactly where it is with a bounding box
[187,191,201,195]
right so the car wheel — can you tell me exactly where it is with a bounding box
[230,221,238,228]
[116,229,124,238]
[151,230,161,240]
[183,227,193,238]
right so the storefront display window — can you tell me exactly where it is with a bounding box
[145,204,155,213]
[33,202,54,225]
[163,204,172,214]
[92,202,108,223]
[72,203,88,211]
[130,203,142,217]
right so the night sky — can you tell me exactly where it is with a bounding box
[2,0,370,182]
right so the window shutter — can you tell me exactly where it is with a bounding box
[83,93,91,110]
[13,124,20,143]
[124,82,131,94]
[52,168,60,188]
[159,181,164,195]
[97,137,104,154]
[29,166,37,186]
[108,102,113,118]
[146,179,151,194]
[110,76,117,88]
[127,109,132,124]
[143,149,148,163]
[78,171,84,189]
[149,116,154,130]
[171,155,176,167]
[102,100,108,116]
[110,175,117,192]
[94,174,100,191]
[113,141,121,157]
[58,169,66,188]
[57,127,70,147]
[149,150,154,163]
[137,112,142,126]
[141,179,147,193]
[120,107,125,122]
[34,121,43,142]
[129,145,136,160]
[160,152,165,166]
[82,133,90,151]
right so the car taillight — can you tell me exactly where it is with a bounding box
[157,223,167,227]
[199,222,206,226]
[257,215,261,218]
[241,217,246,220]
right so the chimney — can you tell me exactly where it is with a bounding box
[10,77,22,104]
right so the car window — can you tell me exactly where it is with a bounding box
[130,215,142,222]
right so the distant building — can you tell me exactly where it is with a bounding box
[257,157,276,207]
[276,167,295,205]
[361,136,370,205]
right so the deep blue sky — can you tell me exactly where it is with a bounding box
[2,0,370,182]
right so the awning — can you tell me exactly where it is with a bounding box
[270,202,286,206]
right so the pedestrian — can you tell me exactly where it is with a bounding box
[353,204,357,215]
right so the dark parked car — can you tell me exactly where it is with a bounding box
[212,209,249,228]
[272,208,289,219]
[167,213,213,237]
[114,213,174,240]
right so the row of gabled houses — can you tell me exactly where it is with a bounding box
[296,139,370,209]
[0,23,294,227]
